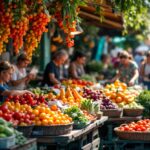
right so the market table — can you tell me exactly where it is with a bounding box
[31,116,108,150]
[99,116,143,150]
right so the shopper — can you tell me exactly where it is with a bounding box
[10,53,35,90]
[0,61,33,102]
[140,51,150,89]
[43,50,68,86]
[111,51,139,86]
[69,51,86,79]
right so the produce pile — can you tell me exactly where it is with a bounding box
[5,93,46,106]
[62,79,94,87]
[104,80,142,109]
[82,88,118,110]
[0,118,27,146]
[46,87,83,106]
[137,90,150,117]
[117,119,150,132]
[0,101,72,126]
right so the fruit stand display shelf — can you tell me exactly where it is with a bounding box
[99,116,142,150]
[32,116,108,150]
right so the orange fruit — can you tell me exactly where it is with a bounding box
[40,113,46,119]
[36,120,41,126]
[50,105,58,111]
[33,109,39,116]
[42,119,49,125]
[116,97,122,103]
[39,107,46,113]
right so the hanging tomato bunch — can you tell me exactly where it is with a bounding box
[10,2,29,54]
[0,1,13,54]
[24,5,51,57]
[0,0,84,56]
[0,0,51,57]
[54,11,76,48]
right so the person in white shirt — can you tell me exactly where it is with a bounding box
[9,53,35,90]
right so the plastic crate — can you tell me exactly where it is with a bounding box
[0,135,15,149]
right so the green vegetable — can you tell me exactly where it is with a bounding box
[81,99,99,114]
[0,125,5,132]
[137,90,150,117]
[14,130,27,145]
[0,133,7,138]
[3,127,14,136]
[0,118,7,125]
[64,106,89,127]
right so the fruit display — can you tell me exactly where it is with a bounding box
[104,80,140,105]
[82,88,118,110]
[33,104,72,126]
[62,79,94,87]
[117,119,150,132]
[5,93,46,106]
[122,102,143,109]
[47,87,84,106]
[100,98,118,110]
[137,90,150,117]
[82,88,103,101]
[0,102,35,126]
[0,101,72,126]
[64,106,89,128]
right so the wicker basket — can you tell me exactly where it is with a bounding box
[114,127,150,141]
[32,123,73,136]
[16,126,34,137]
[101,109,122,118]
[123,108,143,117]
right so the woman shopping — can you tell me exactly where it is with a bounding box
[111,51,139,86]
[10,53,35,90]
[0,61,33,102]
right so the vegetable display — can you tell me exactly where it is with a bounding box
[117,119,150,132]
[137,90,150,117]
[64,106,89,128]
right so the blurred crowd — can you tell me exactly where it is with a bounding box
[0,48,150,103]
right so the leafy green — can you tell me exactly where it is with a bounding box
[137,90,150,117]
[64,106,88,125]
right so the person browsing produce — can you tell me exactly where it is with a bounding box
[111,51,139,86]
[69,51,86,79]
[140,51,150,89]
[0,61,33,102]
[10,53,35,90]
[43,50,68,86]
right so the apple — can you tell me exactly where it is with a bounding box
[0,104,8,113]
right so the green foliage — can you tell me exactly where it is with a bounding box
[112,0,150,34]
[64,106,89,126]
[86,61,103,73]
[137,90,150,117]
